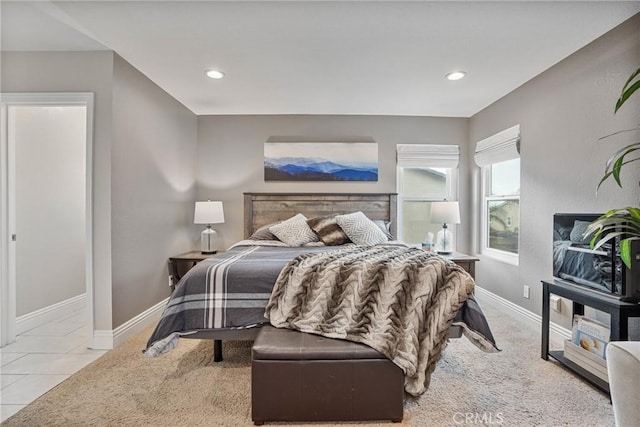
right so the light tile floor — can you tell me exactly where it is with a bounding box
[0,308,106,422]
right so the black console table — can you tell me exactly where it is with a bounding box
[541,279,640,393]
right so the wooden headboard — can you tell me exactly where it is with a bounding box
[244,193,398,238]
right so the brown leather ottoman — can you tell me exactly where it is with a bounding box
[251,325,404,425]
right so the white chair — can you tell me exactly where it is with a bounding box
[606,341,640,427]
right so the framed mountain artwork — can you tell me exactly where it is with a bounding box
[264,142,378,181]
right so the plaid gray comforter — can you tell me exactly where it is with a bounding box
[145,242,497,357]
[145,243,335,355]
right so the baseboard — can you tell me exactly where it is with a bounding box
[16,293,86,335]
[90,330,115,350]
[474,286,571,346]
[89,297,168,350]
[112,297,168,348]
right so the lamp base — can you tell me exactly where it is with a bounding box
[201,226,218,254]
[437,250,453,255]
[435,226,454,254]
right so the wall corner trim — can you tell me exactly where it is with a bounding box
[90,297,168,350]
[91,330,114,350]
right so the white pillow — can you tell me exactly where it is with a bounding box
[335,211,388,246]
[269,214,319,246]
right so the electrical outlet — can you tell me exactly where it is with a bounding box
[523,285,530,299]
[550,295,562,312]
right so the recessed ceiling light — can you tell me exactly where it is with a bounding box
[205,69,225,79]
[446,71,466,81]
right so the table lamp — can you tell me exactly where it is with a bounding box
[430,201,460,254]
[194,201,225,254]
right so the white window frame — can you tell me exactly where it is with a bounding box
[396,144,459,243]
[475,125,521,265]
[480,164,520,265]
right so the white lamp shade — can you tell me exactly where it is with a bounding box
[430,201,460,225]
[194,201,225,224]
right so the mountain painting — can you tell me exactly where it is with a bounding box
[264,142,378,182]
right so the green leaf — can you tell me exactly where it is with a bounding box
[590,214,640,231]
[586,208,640,255]
[621,67,640,92]
[615,66,640,113]
[616,80,640,113]
[596,67,640,192]
[615,80,640,113]
[609,146,640,170]
[612,156,624,186]
[596,144,640,192]
[596,171,615,192]
[603,143,640,172]
[627,208,640,222]
[591,231,625,251]
[598,127,640,142]
[604,207,627,216]
[620,239,633,269]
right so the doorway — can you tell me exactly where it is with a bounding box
[0,93,94,348]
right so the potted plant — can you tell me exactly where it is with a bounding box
[586,66,640,269]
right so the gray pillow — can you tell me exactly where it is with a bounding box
[269,214,319,246]
[372,220,393,240]
[570,220,592,245]
[335,211,388,246]
[248,221,281,241]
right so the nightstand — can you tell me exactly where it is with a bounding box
[438,252,479,279]
[168,250,218,292]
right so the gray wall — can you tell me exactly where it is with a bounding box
[2,51,115,330]
[111,55,197,327]
[196,115,470,250]
[2,51,199,330]
[469,14,640,328]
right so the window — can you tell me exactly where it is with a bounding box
[485,158,520,254]
[475,125,521,264]
[396,145,458,244]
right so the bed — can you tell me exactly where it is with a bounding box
[146,193,497,367]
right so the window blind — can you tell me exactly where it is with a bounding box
[474,124,520,167]
[396,144,459,168]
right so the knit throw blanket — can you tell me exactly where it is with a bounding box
[264,245,475,396]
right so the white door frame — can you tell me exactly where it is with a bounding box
[0,92,94,347]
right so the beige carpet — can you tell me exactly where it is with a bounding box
[2,300,614,427]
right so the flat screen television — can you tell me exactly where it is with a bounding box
[553,213,640,301]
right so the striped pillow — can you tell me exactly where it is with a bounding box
[335,211,388,246]
[307,215,351,246]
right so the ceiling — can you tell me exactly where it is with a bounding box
[2,1,639,117]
